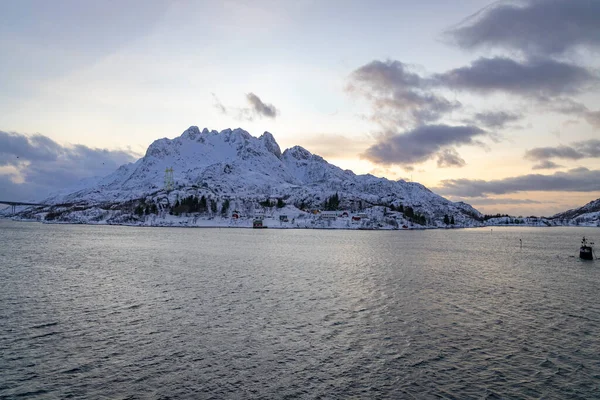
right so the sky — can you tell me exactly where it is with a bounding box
[1,0,599,216]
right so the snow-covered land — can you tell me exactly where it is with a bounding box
[549,198,600,227]
[477,198,600,228]
[5,126,598,229]
[5,126,490,229]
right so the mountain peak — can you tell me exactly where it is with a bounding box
[182,126,201,140]
[259,131,282,159]
[283,145,313,161]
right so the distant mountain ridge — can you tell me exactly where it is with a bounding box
[13,126,487,228]
[552,198,600,223]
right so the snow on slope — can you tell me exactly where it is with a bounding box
[26,126,487,227]
[548,198,600,227]
[552,198,600,221]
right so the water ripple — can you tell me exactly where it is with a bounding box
[0,221,599,398]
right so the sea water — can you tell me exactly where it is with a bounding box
[1,220,599,398]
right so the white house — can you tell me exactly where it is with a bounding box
[320,211,338,220]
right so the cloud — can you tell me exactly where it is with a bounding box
[212,92,279,121]
[0,132,62,165]
[246,92,278,119]
[525,140,600,161]
[525,146,583,161]
[436,167,600,197]
[531,160,564,170]
[0,131,138,201]
[211,93,227,114]
[348,56,598,139]
[437,148,466,168]
[446,0,600,56]
[434,57,597,98]
[471,110,522,129]
[545,98,600,128]
[348,60,460,127]
[361,124,486,166]
[451,197,545,206]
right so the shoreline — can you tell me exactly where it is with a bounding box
[2,215,599,230]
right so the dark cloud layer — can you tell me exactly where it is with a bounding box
[350,56,597,134]
[348,60,423,93]
[348,60,459,127]
[246,92,278,119]
[361,124,485,166]
[525,139,600,161]
[436,167,600,197]
[350,0,600,171]
[349,61,484,169]
[437,148,466,168]
[0,131,138,201]
[434,57,596,97]
[0,132,62,164]
[446,0,600,56]
[213,92,278,121]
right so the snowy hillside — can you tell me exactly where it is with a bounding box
[550,198,600,227]
[475,198,600,228]
[11,126,487,229]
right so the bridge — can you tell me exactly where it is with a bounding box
[0,200,48,215]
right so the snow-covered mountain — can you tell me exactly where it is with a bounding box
[475,198,600,228]
[14,126,486,228]
[551,198,600,226]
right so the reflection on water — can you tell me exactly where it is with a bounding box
[0,220,599,398]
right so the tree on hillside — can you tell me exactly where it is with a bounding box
[444,214,450,225]
[450,215,455,225]
[221,199,230,215]
[324,193,340,211]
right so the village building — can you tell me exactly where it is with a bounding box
[320,211,338,220]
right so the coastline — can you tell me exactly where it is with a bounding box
[2,214,598,230]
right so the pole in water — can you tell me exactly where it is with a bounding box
[520,239,522,248]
